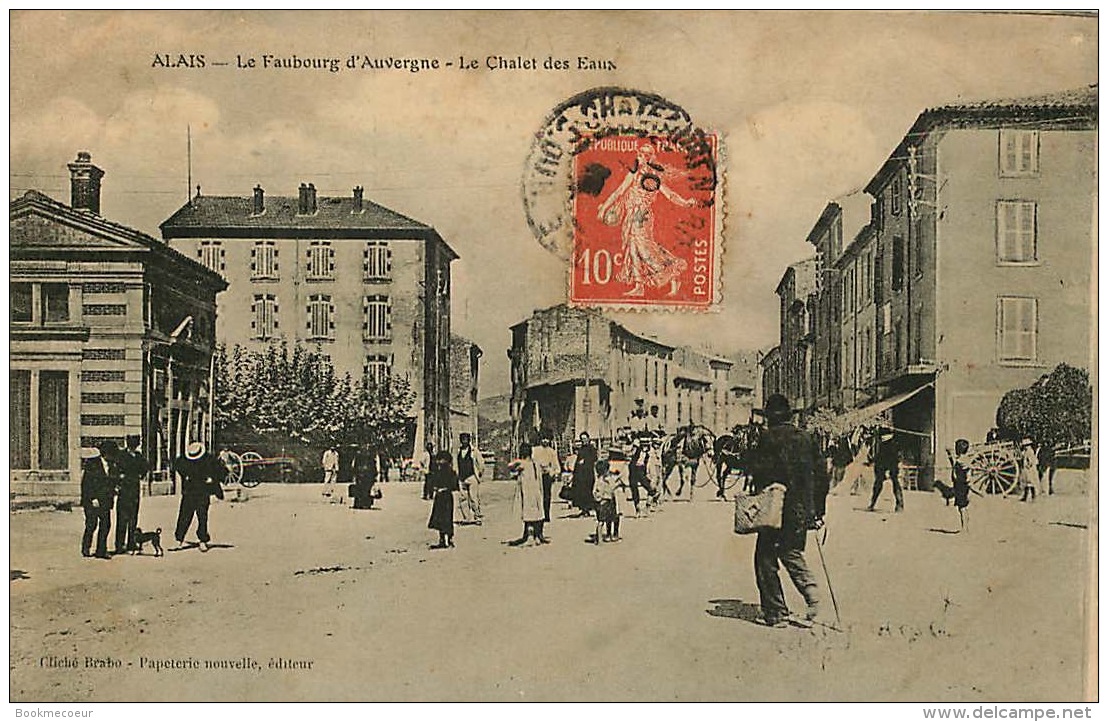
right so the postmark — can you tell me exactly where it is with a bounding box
[522,86,722,310]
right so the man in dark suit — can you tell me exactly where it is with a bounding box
[171,442,226,552]
[114,435,148,554]
[80,444,116,559]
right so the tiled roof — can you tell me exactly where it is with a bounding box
[930,84,1097,115]
[10,190,226,289]
[160,194,432,233]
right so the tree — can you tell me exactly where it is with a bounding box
[996,363,1092,447]
[213,340,417,455]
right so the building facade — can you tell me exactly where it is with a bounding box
[10,153,226,496]
[509,304,755,450]
[160,183,458,453]
[448,334,483,446]
[769,86,1096,486]
[770,258,817,412]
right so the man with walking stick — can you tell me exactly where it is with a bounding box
[746,394,828,629]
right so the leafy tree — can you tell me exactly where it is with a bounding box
[213,340,417,456]
[996,363,1092,447]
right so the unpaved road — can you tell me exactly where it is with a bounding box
[9,471,1094,701]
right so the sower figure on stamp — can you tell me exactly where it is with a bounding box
[171,441,226,552]
[596,143,695,298]
[114,435,148,554]
[746,394,825,628]
[80,445,115,559]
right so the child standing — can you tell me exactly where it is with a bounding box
[427,451,458,549]
[592,460,623,543]
[951,439,972,533]
[1019,439,1040,502]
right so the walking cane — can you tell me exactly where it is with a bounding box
[814,525,843,631]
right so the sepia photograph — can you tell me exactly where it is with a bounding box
[7,10,1098,706]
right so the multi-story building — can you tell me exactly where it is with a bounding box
[760,345,783,404]
[448,334,483,446]
[10,153,226,496]
[835,222,878,410]
[508,304,754,449]
[160,183,458,453]
[771,258,818,413]
[862,85,1096,479]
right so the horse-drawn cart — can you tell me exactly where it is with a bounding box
[960,440,1022,496]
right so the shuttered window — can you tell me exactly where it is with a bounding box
[996,201,1037,264]
[997,296,1038,362]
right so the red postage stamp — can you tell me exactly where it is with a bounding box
[571,134,718,309]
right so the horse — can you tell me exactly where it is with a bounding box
[659,424,715,500]
[712,424,763,497]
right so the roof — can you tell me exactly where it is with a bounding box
[160,192,458,258]
[775,256,817,298]
[866,84,1098,194]
[835,222,876,267]
[10,190,227,290]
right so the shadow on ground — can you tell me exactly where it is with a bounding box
[705,598,761,624]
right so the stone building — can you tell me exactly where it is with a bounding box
[160,183,458,454]
[508,304,755,450]
[448,334,483,446]
[10,153,226,496]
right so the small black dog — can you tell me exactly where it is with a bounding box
[132,527,164,557]
[933,480,956,506]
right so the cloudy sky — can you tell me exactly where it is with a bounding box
[10,11,1096,396]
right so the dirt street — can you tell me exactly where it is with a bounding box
[9,471,1094,702]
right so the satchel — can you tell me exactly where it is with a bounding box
[558,481,575,501]
[733,483,786,535]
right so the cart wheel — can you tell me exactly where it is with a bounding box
[222,451,244,486]
[968,446,1021,495]
[238,451,263,487]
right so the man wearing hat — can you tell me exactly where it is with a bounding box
[80,445,116,559]
[867,424,903,513]
[532,433,560,523]
[746,393,826,628]
[171,441,226,552]
[114,435,148,554]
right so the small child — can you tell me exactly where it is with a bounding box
[592,460,623,544]
[1019,439,1039,502]
[950,439,972,533]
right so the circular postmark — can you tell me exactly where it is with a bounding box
[522,86,721,308]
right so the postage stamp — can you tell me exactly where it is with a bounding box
[522,86,722,310]
[571,134,718,308]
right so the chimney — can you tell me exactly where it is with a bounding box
[307,183,317,214]
[67,151,104,214]
[353,186,364,213]
[252,184,265,215]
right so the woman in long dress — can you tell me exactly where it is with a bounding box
[596,143,696,297]
[427,451,458,548]
[508,443,548,546]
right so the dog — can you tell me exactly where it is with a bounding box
[933,480,955,506]
[132,527,164,557]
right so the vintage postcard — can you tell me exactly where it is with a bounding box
[8,10,1098,705]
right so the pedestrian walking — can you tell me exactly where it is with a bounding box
[867,426,903,512]
[1020,439,1040,502]
[114,435,148,554]
[351,445,378,509]
[80,445,115,559]
[829,435,853,491]
[418,442,435,500]
[746,394,826,628]
[456,433,485,525]
[171,442,226,552]
[427,451,458,549]
[322,445,340,503]
[571,432,598,517]
[592,459,624,543]
[532,433,560,523]
[628,432,659,516]
[507,443,548,546]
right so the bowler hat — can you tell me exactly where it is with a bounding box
[764,393,792,422]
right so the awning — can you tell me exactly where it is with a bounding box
[810,381,935,437]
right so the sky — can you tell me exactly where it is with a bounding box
[9,11,1097,397]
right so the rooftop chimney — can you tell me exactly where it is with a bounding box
[67,151,104,214]
[252,184,265,215]
[353,186,364,213]
[307,183,317,214]
[298,183,308,214]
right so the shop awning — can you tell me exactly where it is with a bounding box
[810,381,935,437]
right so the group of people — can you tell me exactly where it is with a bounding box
[80,437,226,558]
[79,435,148,559]
[321,445,386,509]
[421,433,488,549]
